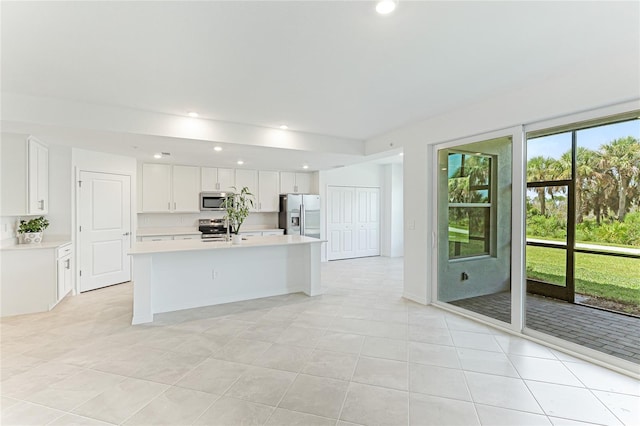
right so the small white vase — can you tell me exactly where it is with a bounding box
[231,234,242,245]
[22,232,43,244]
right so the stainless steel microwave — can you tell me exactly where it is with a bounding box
[199,191,231,211]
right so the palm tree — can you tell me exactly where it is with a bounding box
[573,147,598,223]
[599,137,640,221]
[527,156,558,216]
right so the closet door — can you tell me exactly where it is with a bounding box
[327,186,356,260]
[355,188,380,257]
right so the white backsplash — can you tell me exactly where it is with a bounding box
[0,216,19,247]
[138,212,279,230]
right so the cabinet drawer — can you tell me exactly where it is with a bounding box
[56,244,72,259]
[239,232,262,237]
[173,234,201,240]
[141,236,173,242]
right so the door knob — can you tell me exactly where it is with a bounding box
[123,232,130,236]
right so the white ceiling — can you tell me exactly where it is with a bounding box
[1,1,638,169]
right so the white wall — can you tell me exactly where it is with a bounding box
[365,56,640,306]
[381,163,403,258]
[46,144,72,240]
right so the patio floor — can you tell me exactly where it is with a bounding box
[449,292,640,364]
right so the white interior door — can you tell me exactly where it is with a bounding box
[355,187,380,257]
[327,186,356,260]
[328,186,380,260]
[79,171,131,292]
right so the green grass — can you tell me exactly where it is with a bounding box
[526,246,640,305]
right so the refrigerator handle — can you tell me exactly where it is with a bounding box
[300,203,305,235]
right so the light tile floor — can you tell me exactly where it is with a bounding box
[1,256,639,425]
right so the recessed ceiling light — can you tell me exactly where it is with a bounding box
[153,153,162,159]
[399,153,404,156]
[188,112,199,118]
[279,125,288,130]
[213,146,223,152]
[237,160,244,165]
[302,164,309,169]
[376,0,397,15]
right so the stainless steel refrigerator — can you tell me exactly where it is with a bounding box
[279,194,320,239]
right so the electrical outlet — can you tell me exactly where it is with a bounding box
[212,270,218,280]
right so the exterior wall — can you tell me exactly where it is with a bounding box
[437,137,512,302]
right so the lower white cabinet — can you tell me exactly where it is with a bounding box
[140,235,173,242]
[139,234,200,242]
[57,244,73,301]
[173,234,201,240]
[239,229,284,237]
[1,242,73,317]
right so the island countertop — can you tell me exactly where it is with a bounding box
[128,235,323,255]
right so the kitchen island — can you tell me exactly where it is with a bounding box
[127,235,323,324]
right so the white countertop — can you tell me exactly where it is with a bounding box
[1,240,71,251]
[128,235,322,255]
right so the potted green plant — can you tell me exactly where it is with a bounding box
[221,186,255,244]
[18,216,50,244]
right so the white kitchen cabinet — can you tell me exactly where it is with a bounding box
[238,231,263,238]
[235,169,259,211]
[201,167,235,192]
[279,172,311,194]
[172,234,201,240]
[141,235,173,242]
[29,139,49,214]
[56,244,73,302]
[1,242,72,317]
[141,164,200,212]
[258,171,279,212]
[172,165,200,212]
[1,133,49,216]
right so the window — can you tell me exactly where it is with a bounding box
[447,152,493,259]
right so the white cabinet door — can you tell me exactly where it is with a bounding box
[201,167,218,191]
[295,173,312,193]
[327,186,356,260]
[142,163,172,212]
[217,168,236,192]
[279,172,296,194]
[172,165,200,212]
[235,169,258,211]
[28,138,49,214]
[258,171,279,212]
[355,188,380,257]
[57,252,72,301]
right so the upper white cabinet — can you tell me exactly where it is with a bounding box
[141,164,200,212]
[201,167,235,192]
[258,171,279,212]
[1,134,49,216]
[29,140,49,214]
[235,169,258,211]
[280,172,311,194]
